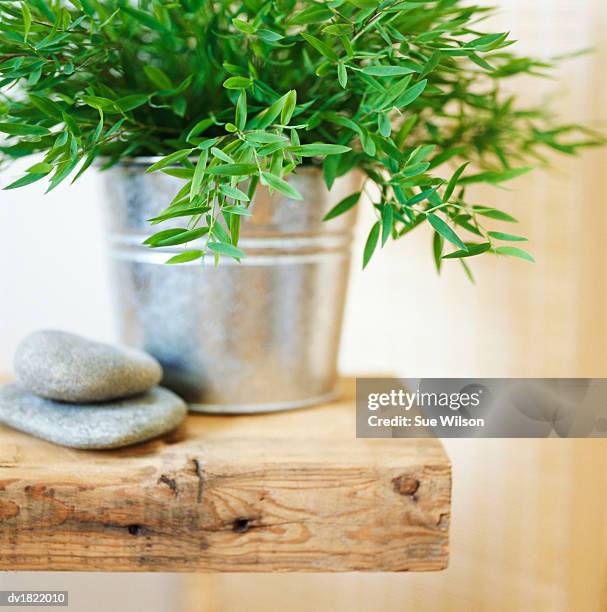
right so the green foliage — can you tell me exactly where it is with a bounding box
[0,0,602,270]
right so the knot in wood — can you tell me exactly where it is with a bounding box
[392,475,420,496]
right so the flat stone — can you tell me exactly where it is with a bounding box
[0,384,187,449]
[14,330,163,402]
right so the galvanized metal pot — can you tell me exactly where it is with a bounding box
[102,161,359,413]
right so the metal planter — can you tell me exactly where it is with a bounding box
[103,162,359,413]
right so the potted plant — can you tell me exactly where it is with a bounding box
[0,0,600,412]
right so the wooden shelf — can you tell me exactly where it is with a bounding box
[0,380,451,572]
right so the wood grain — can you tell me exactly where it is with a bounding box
[0,381,451,572]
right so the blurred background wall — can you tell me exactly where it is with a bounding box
[1,0,606,610]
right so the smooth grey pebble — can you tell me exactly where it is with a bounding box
[0,384,187,449]
[14,330,162,402]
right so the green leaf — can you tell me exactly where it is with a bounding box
[26,162,53,174]
[409,145,436,166]
[460,260,475,284]
[219,184,250,201]
[232,18,255,34]
[347,0,379,6]
[190,149,208,201]
[46,158,79,192]
[206,163,258,176]
[116,94,150,112]
[148,206,210,224]
[166,250,203,264]
[61,111,80,136]
[186,119,214,143]
[260,172,303,200]
[407,188,437,206]
[337,63,348,88]
[196,136,219,149]
[77,155,100,186]
[394,79,428,108]
[362,65,416,77]
[148,227,210,247]
[162,168,194,179]
[474,207,518,223]
[145,149,194,173]
[0,123,50,136]
[229,212,241,244]
[443,243,491,259]
[420,51,442,79]
[433,232,444,273]
[323,112,363,136]
[223,76,252,89]
[104,118,123,138]
[323,154,339,190]
[377,113,391,137]
[288,144,351,156]
[443,162,469,202]
[494,246,535,262]
[461,167,531,185]
[223,204,252,216]
[257,29,283,42]
[208,241,246,259]
[211,220,231,244]
[144,65,173,90]
[29,95,63,120]
[246,131,288,144]
[290,5,333,25]
[487,231,527,242]
[256,143,288,156]
[81,95,114,110]
[381,204,393,246]
[324,24,353,36]
[469,53,495,72]
[281,90,297,125]
[211,147,234,163]
[249,92,291,129]
[173,96,187,116]
[143,228,187,245]
[452,214,482,237]
[341,34,354,58]
[235,90,247,131]
[396,114,418,148]
[26,0,53,20]
[362,221,381,269]
[401,161,429,177]
[427,213,467,250]
[323,192,361,221]
[120,4,167,32]
[301,33,339,62]
[465,32,508,49]
[3,173,48,189]
[21,1,32,41]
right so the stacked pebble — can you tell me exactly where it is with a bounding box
[0,330,187,449]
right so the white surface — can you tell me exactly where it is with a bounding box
[0,159,115,374]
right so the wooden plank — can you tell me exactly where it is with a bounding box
[0,380,451,572]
